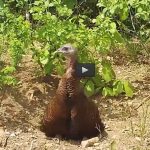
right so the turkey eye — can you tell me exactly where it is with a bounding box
[62,47,69,51]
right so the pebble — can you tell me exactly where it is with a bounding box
[10,132,16,137]
[93,143,100,146]
[145,138,150,146]
[44,143,54,149]
[0,128,5,137]
[135,137,141,141]
[81,137,99,148]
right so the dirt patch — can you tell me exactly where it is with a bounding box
[0,55,150,150]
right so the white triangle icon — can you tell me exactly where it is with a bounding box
[82,67,88,73]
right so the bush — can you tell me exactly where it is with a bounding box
[0,0,138,97]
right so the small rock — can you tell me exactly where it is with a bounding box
[15,129,22,135]
[135,137,141,141]
[128,101,133,106]
[87,147,94,150]
[117,70,121,74]
[93,143,100,146]
[31,135,37,139]
[105,124,110,129]
[45,143,53,148]
[15,143,23,146]
[81,137,99,148]
[5,131,10,136]
[0,128,5,137]
[10,132,16,137]
[145,138,150,146]
[0,127,5,146]
[28,128,33,132]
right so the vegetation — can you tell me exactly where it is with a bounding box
[0,0,149,97]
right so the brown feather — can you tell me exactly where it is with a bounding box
[69,94,105,139]
[41,44,104,140]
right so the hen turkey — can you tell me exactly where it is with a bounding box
[41,44,104,140]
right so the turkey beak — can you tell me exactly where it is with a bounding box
[53,48,62,57]
[57,48,63,53]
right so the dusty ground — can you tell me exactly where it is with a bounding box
[0,54,150,150]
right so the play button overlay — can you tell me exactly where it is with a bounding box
[82,67,88,73]
[76,63,95,77]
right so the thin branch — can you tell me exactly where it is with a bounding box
[29,140,35,150]
[135,96,150,110]
[129,7,136,32]
[4,136,9,148]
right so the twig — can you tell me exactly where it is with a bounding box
[29,140,35,150]
[135,96,150,110]
[51,74,62,79]
[129,7,136,32]
[95,123,102,138]
[4,136,9,148]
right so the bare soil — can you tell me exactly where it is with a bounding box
[0,55,150,150]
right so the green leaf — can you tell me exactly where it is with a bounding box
[101,59,116,82]
[137,7,143,13]
[128,0,135,5]
[39,50,49,65]
[62,0,76,9]
[123,81,134,98]
[40,57,49,65]
[113,31,125,43]
[110,140,117,150]
[110,22,116,33]
[44,61,53,75]
[120,7,128,20]
[102,67,112,82]
[92,19,96,23]
[102,87,114,97]
[1,66,16,74]
[84,80,95,97]
[55,64,65,76]
[110,7,115,14]
[34,1,41,6]
[113,80,124,96]
[45,0,50,7]
[0,0,4,9]
[0,75,17,86]
[93,74,103,87]
[49,3,54,7]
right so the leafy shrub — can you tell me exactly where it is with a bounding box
[0,66,16,88]
[97,0,150,39]
[0,0,135,97]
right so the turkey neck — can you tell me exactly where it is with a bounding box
[66,54,77,71]
[65,54,81,97]
[56,54,80,100]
